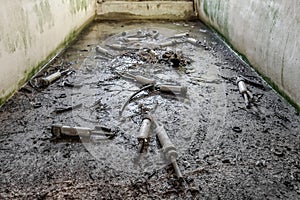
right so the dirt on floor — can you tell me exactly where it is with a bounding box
[0,20,299,200]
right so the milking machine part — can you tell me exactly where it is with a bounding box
[119,84,155,117]
[95,45,114,58]
[152,117,183,179]
[236,76,254,108]
[116,71,157,86]
[51,124,116,141]
[134,112,153,163]
[30,69,72,89]
[169,32,190,39]
[118,79,188,117]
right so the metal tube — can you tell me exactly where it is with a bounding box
[134,75,156,85]
[95,45,112,57]
[40,71,61,86]
[243,93,249,107]
[171,156,183,178]
[159,40,177,47]
[157,84,187,96]
[237,78,248,94]
[186,37,201,46]
[173,32,189,38]
[155,121,182,178]
[137,116,152,141]
[106,44,126,50]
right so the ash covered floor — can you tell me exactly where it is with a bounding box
[0,21,299,199]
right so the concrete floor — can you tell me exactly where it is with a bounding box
[0,20,299,199]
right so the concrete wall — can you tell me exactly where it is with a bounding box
[195,0,300,109]
[0,0,95,104]
[96,1,194,20]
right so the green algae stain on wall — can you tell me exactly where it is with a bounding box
[34,1,54,34]
[201,0,229,38]
[2,5,32,54]
[69,0,88,15]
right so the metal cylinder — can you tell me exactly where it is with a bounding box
[171,156,183,178]
[74,127,92,137]
[134,75,156,85]
[137,115,152,141]
[106,44,125,50]
[187,37,198,45]
[96,45,110,56]
[122,37,141,42]
[236,77,247,94]
[158,84,187,96]
[59,126,92,137]
[40,71,61,86]
[156,125,177,159]
[173,32,189,38]
[155,122,182,178]
[160,40,176,47]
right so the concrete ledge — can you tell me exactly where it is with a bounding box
[96,1,195,20]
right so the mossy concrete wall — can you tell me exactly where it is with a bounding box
[195,0,300,109]
[0,0,95,105]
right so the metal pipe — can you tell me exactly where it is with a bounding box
[154,120,182,178]
[95,45,113,57]
[39,69,70,87]
[51,124,115,138]
[156,84,187,96]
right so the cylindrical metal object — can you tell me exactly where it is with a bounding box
[137,115,152,141]
[159,40,176,47]
[173,32,189,38]
[40,71,62,86]
[186,37,200,46]
[74,127,92,137]
[134,75,156,85]
[122,37,141,42]
[157,84,187,96]
[171,156,183,178]
[236,77,247,94]
[96,45,111,56]
[155,123,182,178]
[243,93,249,107]
[106,44,126,50]
[156,124,177,159]
[51,124,92,137]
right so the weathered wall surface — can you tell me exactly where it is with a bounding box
[0,0,95,104]
[195,0,300,109]
[96,1,194,20]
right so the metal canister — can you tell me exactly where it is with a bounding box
[158,84,187,96]
[40,71,62,86]
[236,77,247,94]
